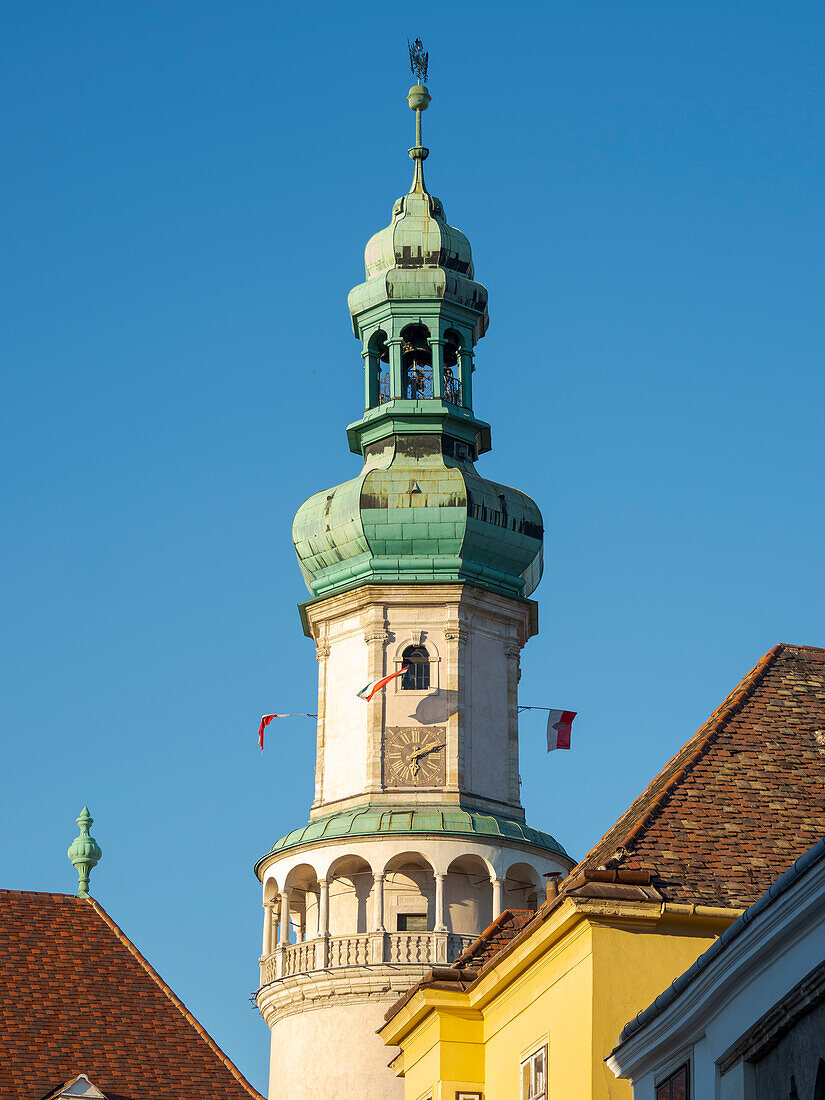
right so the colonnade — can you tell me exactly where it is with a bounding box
[261,866,513,954]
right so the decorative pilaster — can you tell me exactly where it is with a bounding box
[445,621,469,790]
[364,621,390,792]
[312,639,331,808]
[505,640,522,805]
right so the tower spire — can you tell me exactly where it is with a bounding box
[407,38,431,193]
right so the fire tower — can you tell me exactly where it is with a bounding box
[254,73,572,1100]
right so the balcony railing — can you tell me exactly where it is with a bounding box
[376,369,465,407]
[260,930,476,985]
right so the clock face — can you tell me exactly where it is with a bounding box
[384,726,446,788]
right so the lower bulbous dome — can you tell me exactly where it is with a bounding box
[292,435,544,602]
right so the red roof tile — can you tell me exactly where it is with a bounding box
[0,890,264,1100]
[573,643,825,907]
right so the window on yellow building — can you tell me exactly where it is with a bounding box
[520,1045,547,1100]
[655,1063,689,1100]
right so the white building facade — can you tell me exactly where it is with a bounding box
[254,80,573,1100]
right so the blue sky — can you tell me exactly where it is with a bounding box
[3,1,824,1089]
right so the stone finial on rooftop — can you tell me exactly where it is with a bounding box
[67,806,102,899]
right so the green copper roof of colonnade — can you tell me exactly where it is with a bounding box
[292,81,545,606]
[254,807,572,875]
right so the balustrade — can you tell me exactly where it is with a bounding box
[259,930,476,985]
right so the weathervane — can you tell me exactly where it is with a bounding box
[408,37,429,85]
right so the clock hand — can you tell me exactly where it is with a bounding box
[415,742,445,758]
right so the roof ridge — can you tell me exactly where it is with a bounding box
[569,643,785,876]
[87,899,265,1100]
[0,888,78,901]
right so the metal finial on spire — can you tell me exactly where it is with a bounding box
[67,806,102,899]
[408,37,429,85]
[406,39,431,193]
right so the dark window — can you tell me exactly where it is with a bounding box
[656,1063,689,1100]
[814,1061,825,1100]
[401,645,430,690]
[397,913,428,931]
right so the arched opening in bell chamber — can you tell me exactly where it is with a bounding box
[283,863,321,944]
[382,852,435,933]
[326,854,374,936]
[503,861,543,912]
[446,854,495,934]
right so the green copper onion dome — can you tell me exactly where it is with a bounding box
[347,82,487,345]
[293,434,543,601]
[292,82,544,609]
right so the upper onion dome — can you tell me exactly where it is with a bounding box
[347,84,489,340]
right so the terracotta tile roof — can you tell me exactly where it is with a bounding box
[448,909,535,975]
[0,889,264,1100]
[384,643,825,1024]
[573,643,825,908]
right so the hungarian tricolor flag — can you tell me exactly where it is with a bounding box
[546,709,576,751]
[357,666,408,702]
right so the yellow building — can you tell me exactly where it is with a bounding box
[380,643,825,1099]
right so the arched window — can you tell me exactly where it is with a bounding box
[401,645,430,690]
[401,325,433,399]
[368,330,390,407]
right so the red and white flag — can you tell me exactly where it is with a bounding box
[546,709,576,751]
[356,666,409,702]
[258,713,315,750]
[258,714,278,750]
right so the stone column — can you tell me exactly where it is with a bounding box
[279,889,291,946]
[458,346,474,408]
[361,345,374,408]
[318,879,330,937]
[492,878,503,920]
[262,899,277,957]
[372,872,386,932]
[387,335,404,399]
[433,872,447,932]
[428,335,445,398]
